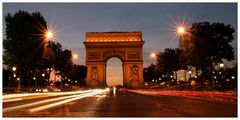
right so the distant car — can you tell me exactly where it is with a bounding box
[36,88,48,92]
[33,88,53,93]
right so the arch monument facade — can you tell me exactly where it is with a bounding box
[84,32,144,88]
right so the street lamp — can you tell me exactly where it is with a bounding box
[177,26,186,35]
[12,66,17,72]
[12,66,21,92]
[73,54,78,59]
[12,66,17,80]
[219,63,225,90]
[13,73,16,78]
[188,70,192,79]
[176,24,188,47]
[176,24,187,36]
[45,31,53,39]
[44,30,55,48]
[150,52,156,58]
[219,63,224,69]
[176,25,185,48]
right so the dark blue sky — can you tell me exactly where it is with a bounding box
[3,3,237,66]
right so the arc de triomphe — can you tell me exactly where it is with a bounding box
[84,32,144,88]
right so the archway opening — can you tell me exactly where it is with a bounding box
[106,57,123,87]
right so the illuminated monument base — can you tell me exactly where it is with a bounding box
[84,32,144,89]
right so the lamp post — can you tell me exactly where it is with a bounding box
[176,25,186,48]
[12,66,21,92]
[176,25,188,81]
[33,77,37,89]
[10,66,17,91]
[41,73,45,89]
[44,30,54,87]
[219,63,225,90]
[188,70,192,79]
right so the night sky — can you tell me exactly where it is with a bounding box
[3,3,237,86]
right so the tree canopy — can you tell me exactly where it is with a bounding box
[155,48,180,76]
[3,10,47,71]
[143,64,156,82]
[3,10,48,88]
[180,22,235,72]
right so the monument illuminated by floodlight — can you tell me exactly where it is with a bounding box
[84,32,144,88]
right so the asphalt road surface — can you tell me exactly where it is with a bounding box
[3,88,237,117]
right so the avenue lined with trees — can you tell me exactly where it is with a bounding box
[2,4,237,117]
[3,10,87,92]
[144,22,237,91]
[2,10,237,92]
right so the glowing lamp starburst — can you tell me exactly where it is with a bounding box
[46,31,53,39]
[73,54,78,59]
[150,53,156,58]
[177,26,185,35]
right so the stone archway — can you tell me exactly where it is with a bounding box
[84,32,144,88]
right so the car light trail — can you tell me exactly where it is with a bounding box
[3,89,109,113]
[3,93,41,99]
[130,90,237,104]
[29,89,109,113]
[3,98,23,103]
[3,90,93,103]
[3,93,82,113]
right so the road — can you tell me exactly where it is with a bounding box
[3,88,237,117]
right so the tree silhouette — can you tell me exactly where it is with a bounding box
[155,48,180,79]
[143,64,156,82]
[69,65,87,86]
[3,10,47,89]
[180,22,235,87]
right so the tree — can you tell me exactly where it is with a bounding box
[69,65,87,86]
[58,49,74,80]
[180,22,235,80]
[45,41,73,76]
[155,48,180,79]
[143,64,156,82]
[3,10,47,90]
